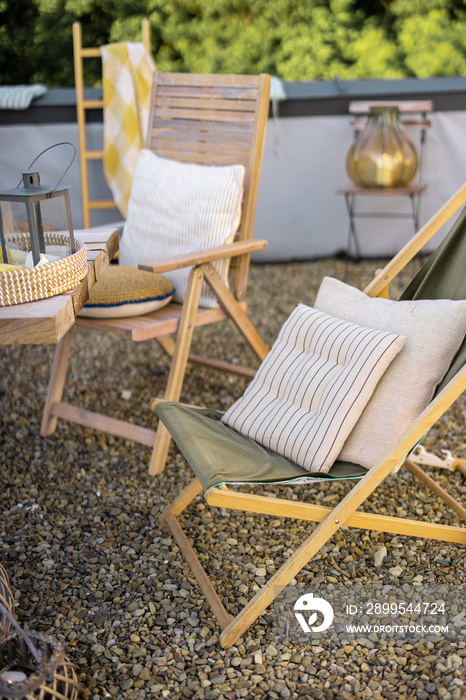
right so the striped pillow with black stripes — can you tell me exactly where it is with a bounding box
[221,304,405,473]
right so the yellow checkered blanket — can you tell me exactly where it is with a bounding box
[101,41,155,218]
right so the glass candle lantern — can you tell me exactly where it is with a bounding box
[346,106,419,189]
[0,169,76,268]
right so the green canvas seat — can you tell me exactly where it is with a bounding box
[156,403,367,490]
[157,186,466,649]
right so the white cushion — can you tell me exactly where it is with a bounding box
[221,304,404,473]
[119,150,245,308]
[314,277,466,468]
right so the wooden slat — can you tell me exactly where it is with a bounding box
[82,99,104,109]
[51,402,156,446]
[336,185,426,197]
[206,489,465,543]
[157,85,258,100]
[153,107,256,123]
[147,139,251,156]
[350,118,431,131]
[154,96,258,112]
[150,130,251,146]
[88,200,118,210]
[152,149,250,166]
[139,239,268,274]
[76,301,245,341]
[80,47,101,58]
[186,354,256,378]
[158,73,262,88]
[85,150,104,159]
[0,295,75,346]
[150,118,254,135]
[349,100,433,114]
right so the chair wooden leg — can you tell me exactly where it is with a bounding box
[405,460,466,520]
[160,478,203,526]
[40,326,75,436]
[160,478,231,629]
[202,263,269,361]
[166,514,232,630]
[149,267,204,476]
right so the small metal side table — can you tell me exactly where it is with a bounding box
[336,184,426,260]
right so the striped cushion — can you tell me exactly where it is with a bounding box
[221,304,405,473]
[119,150,244,308]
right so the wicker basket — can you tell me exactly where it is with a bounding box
[0,628,79,700]
[0,233,87,307]
[0,566,14,637]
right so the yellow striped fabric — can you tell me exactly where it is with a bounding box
[101,42,155,218]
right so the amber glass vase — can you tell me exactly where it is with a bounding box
[346,106,418,188]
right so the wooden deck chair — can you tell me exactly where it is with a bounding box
[41,71,271,476]
[72,20,151,228]
[156,183,466,648]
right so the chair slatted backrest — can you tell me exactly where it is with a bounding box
[146,72,271,301]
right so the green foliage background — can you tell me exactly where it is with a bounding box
[1,0,465,86]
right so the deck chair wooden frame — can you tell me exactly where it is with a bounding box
[41,71,271,475]
[73,20,151,229]
[160,183,466,648]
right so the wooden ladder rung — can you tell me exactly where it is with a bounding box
[85,151,104,160]
[88,200,118,210]
[82,99,104,109]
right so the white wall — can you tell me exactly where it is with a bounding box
[1,111,465,261]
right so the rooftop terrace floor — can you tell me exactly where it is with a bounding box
[1,257,465,699]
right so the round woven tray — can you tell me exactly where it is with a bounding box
[0,564,14,636]
[0,232,87,307]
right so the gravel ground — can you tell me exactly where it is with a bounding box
[0,257,465,700]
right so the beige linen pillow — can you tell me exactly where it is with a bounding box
[119,150,244,309]
[314,277,466,468]
[222,304,404,473]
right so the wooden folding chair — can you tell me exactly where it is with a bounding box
[40,70,271,475]
[157,183,466,648]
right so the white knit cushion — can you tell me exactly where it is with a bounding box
[119,150,244,308]
[222,304,405,473]
[314,277,466,468]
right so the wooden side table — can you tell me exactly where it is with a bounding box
[0,229,118,345]
[336,184,426,260]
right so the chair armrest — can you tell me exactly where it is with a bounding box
[138,239,268,274]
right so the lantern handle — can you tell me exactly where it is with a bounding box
[17,142,76,197]
[0,601,43,667]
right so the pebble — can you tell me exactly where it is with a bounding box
[1,257,464,700]
[374,545,387,567]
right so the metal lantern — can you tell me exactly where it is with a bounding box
[0,604,79,700]
[0,143,76,268]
